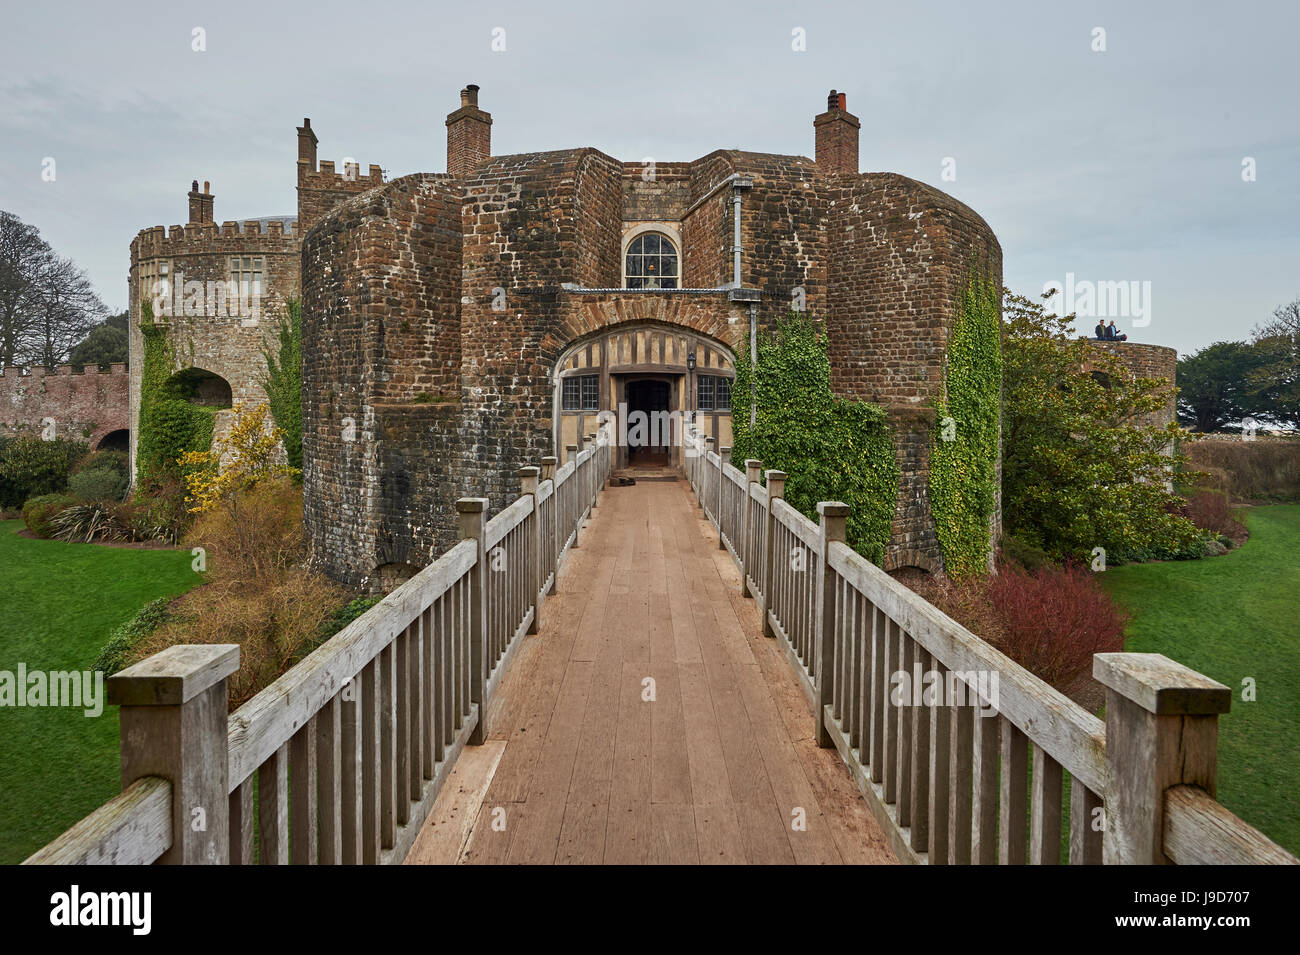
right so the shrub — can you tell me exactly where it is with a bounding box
[986,562,1128,692]
[131,474,192,544]
[50,502,131,543]
[297,594,385,663]
[185,479,303,580]
[1185,437,1300,502]
[68,466,128,502]
[93,598,174,675]
[0,437,88,509]
[70,449,128,479]
[1000,533,1055,572]
[22,493,77,538]
[128,569,346,709]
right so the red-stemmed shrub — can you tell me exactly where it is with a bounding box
[1179,489,1245,540]
[986,562,1128,691]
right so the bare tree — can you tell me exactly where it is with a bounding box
[0,210,53,366]
[25,254,106,367]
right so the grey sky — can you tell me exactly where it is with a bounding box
[2,0,1296,358]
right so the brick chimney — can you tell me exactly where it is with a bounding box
[446,85,492,179]
[297,117,318,172]
[814,89,861,176]
[187,180,214,224]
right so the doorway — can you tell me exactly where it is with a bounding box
[625,378,672,467]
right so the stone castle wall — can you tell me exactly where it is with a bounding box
[1086,340,1178,428]
[0,362,129,448]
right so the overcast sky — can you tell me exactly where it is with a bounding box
[2,0,1296,357]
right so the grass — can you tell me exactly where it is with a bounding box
[1100,504,1300,856]
[0,520,200,863]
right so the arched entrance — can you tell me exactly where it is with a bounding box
[624,378,672,467]
[166,367,233,407]
[94,428,129,452]
[551,321,736,471]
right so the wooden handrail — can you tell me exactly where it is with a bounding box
[23,777,172,865]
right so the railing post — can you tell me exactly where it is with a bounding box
[717,446,730,549]
[586,434,598,506]
[458,498,490,745]
[107,643,240,864]
[520,466,541,635]
[566,445,580,548]
[1093,653,1231,864]
[541,456,558,595]
[815,501,850,748]
[761,470,786,637]
[740,458,762,598]
[702,437,715,510]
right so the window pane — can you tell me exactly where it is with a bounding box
[660,250,678,277]
[641,233,659,255]
[625,255,642,277]
[582,375,599,410]
[562,377,580,411]
[717,377,731,411]
[698,375,714,411]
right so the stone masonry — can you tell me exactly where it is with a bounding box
[301,87,1005,586]
[0,362,129,448]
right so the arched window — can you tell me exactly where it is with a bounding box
[624,232,679,289]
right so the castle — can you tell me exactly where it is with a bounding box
[123,86,1010,587]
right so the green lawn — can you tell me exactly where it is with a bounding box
[1101,505,1300,856]
[0,520,199,863]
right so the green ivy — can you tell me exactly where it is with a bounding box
[136,302,216,484]
[929,275,1002,578]
[262,299,302,472]
[730,312,898,564]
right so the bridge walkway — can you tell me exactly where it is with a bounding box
[406,475,896,864]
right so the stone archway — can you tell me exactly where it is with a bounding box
[166,367,233,407]
[551,318,737,469]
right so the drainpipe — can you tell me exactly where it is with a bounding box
[749,303,758,428]
[732,186,743,289]
[730,176,753,289]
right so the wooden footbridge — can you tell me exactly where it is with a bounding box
[26,431,1296,865]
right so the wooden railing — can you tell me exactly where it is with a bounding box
[26,430,612,865]
[685,432,1297,865]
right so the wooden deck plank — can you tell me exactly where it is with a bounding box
[406,476,895,866]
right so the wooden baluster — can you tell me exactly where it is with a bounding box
[340,675,363,863]
[717,447,730,549]
[813,502,848,748]
[762,471,786,635]
[409,617,424,801]
[909,647,931,854]
[229,777,255,864]
[1030,744,1063,865]
[869,606,886,782]
[258,743,289,864]
[290,716,318,865]
[999,717,1028,864]
[858,595,872,765]
[422,605,435,780]
[972,701,999,864]
[361,658,380,863]
[394,623,411,827]
[928,665,950,865]
[1068,780,1103,865]
[541,457,558,596]
[458,497,489,744]
[316,695,341,864]
[949,693,974,864]
[740,459,762,597]
[882,618,900,804]
[379,644,396,850]
[896,634,914,828]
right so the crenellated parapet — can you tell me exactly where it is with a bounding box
[0,361,129,449]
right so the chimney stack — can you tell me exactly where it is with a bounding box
[297,117,319,172]
[446,84,492,179]
[814,89,861,176]
[187,179,214,224]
